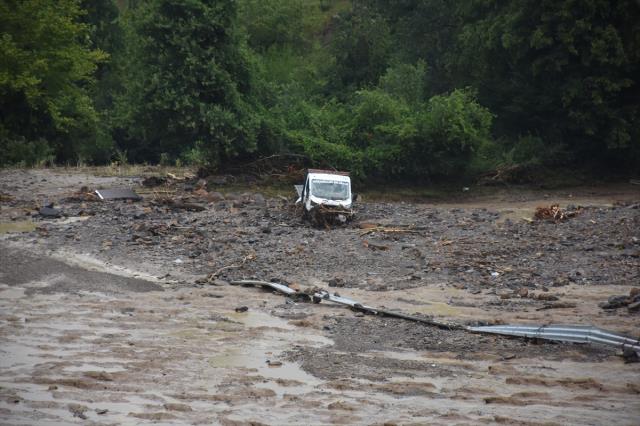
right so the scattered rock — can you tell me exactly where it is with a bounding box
[622,348,639,363]
[39,206,61,218]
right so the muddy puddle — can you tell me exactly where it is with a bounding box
[0,220,36,234]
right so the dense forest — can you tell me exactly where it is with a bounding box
[1,0,639,180]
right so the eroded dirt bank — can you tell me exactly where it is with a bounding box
[1,168,639,425]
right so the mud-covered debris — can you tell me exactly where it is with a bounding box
[83,371,114,381]
[206,254,256,282]
[167,172,196,181]
[536,302,577,311]
[360,226,422,236]
[153,198,205,211]
[362,240,389,251]
[193,188,225,203]
[328,277,346,288]
[68,403,88,419]
[95,188,142,201]
[164,403,192,412]
[533,292,559,301]
[600,288,640,312]
[142,176,167,187]
[63,187,98,202]
[534,204,581,222]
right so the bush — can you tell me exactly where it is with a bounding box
[379,60,427,106]
[279,87,495,180]
[75,125,114,165]
[504,135,556,167]
[291,132,364,178]
[179,143,208,167]
[0,137,55,167]
[413,89,494,176]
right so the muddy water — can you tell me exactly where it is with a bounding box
[0,249,343,424]
[1,246,638,425]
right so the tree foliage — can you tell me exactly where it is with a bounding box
[111,0,258,165]
[0,0,106,164]
[1,0,638,176]
[455,0,640,164]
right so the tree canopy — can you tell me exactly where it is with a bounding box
[0,0,106,164]
[1,0,639,177]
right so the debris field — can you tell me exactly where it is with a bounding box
[0,168,639,425]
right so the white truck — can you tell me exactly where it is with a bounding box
[295,169,355,225]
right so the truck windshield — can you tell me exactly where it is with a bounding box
[311,180,349,201]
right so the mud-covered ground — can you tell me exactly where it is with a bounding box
[1,168,639,425]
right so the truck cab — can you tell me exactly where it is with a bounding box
[295,169,354,224]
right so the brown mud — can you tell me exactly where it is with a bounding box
[1,168,639,425]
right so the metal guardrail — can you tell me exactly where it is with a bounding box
[467,324,640,352]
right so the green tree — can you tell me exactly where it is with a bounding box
[329,4,392,90]
[239,0,309,53]
[0,0,106,164]
[112,0,258,166]
[79,0,126,163]
[455,0,640,165]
